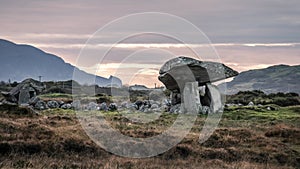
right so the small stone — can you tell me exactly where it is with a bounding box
[99,102,108,111]
[35,100,48,110]
[61,103,72,109]
[248,101,254,106]
[108,103,118,111]
[47,100,59,109]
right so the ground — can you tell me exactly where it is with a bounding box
[0,104,299,169]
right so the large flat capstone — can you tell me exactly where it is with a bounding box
[158,56,239,91]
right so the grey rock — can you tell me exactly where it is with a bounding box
[143,108,151,113]
[71,100,81,110]
[170,104,181,114]
[28,97,40,105]
[152,108,162,112]
[248,101,254,106]
[170,92,181,105]
[158,56,239,91]
[99,102,108,111]
[47,100,60,109]
[121,101,128,108]
[35,100,48,110]
[87,102,98,110]
[127,103,138,111]
[150,104,159,109]
[108,103,118,111]
[134,100,144,110]
[61,103,72,109]
[139,105,145,112]
[201,106,211,114]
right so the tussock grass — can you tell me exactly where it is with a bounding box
[0,105,299,168]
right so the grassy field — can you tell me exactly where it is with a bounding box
[0,104,299,168]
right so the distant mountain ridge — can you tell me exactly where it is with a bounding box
[0,39,122,87]
[220,64,300,94]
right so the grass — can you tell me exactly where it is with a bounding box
[0,105,299,168]
[39,93,73,99]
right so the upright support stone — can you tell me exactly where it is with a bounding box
[18,88,30,105]
[206,83,223,113]
[182,82,201,114]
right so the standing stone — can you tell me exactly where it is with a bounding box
[183,82,201,114]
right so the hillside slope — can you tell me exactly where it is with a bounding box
[0,39,121,87]
[221,65,300,94]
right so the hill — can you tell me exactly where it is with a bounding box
[220,65,300,94]
[0,39,122,87]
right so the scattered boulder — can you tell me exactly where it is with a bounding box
[87,102,98,111]
[108,103,118,111]
[28,97,40,105]
[134,100,144,110]
[151,104,159,109]
[99,102,108,111]
[248,101,254,106]
[61,103,72,109]
[170,104,181,114]
[71,100,81,110]
[47,100,59,109]
[35,100,48,110]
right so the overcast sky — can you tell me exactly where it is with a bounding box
[1,0,299,86]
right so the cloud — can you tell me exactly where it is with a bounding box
[1,0,300,87]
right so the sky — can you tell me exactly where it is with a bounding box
[1,0,300,87]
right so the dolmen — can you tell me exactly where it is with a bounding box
[158,56,238,114]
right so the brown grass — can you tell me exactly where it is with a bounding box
[0,105,299,168]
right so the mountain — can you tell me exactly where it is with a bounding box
[0,39,122,87]
[220,64,300,94]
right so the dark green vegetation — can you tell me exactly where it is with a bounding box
[223,64,300,94]
[226,90,300,106]
[0,104,299,168]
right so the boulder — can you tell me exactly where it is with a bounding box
[47,100,59,109]
[35,100,48,110]
[170,104,181,114]
[108,103,118,111]
[248,101,254,106]
[71,100,81,110]
[134,100,144,110]
[28,96,40,105]
[150,104,159,109]
[61,103,72,109]
[87,102,98,110]
[99,102,108,111]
